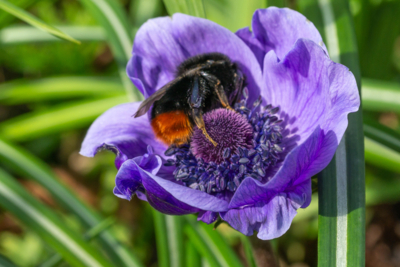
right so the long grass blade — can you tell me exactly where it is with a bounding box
[84,217,116,240]
[184,224,220,267]
[77,0,140,100]
[0,76,123,104]
[0,77,124,104]
[0,138,144,267]
[130,0,164,28]
[299,1,365,266]
[297,172,400,222]
[39,217,116,267]
[0,0,79,44]
[0,26,105,45]
[363,119,400,154]
[166,215,185,267]
[364,137,400,173]
[185,216,244,267]
[186,240,202,267]
[78,0,131,59]
[0,169,113,267]
[240,236,257,267]
[362,78,400,113]
[266,0,285,7]
[0,95,128,141]
[0,254,17,267]
[0,0,58,27]
[163,0,206,18]
[203,0,265,32]
[152,210,170,267]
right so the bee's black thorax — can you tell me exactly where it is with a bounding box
[151,53,242,121]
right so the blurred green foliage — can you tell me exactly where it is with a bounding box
[0,0,399,266]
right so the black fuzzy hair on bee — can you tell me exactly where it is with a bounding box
[134,53,245,146]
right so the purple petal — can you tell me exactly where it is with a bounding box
[113,187,129,200]
[230,125,336,209]
[139,168,229,213]
[236,27,266,69]
[236,7,327,67]
[197,211,219,224]
[80,102,167,169]
[138,152,163,175]
[262,39,359,148]
[113,154,162,200]
[136,191,148,202]
[114,169,140,201]
[127,13,263,104]
[221,180,309,240]
[114,155,229,214]
[145,180,201,215]
[225,39,359,237]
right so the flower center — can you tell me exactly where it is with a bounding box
[191,108,253,164]
[164,93,285,194]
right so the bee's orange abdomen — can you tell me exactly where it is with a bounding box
[151,110,192,145]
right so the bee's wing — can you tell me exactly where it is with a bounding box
[134,78,181,117]
[230,69,245,104]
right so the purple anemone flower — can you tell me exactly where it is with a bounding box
[80,7,359,239]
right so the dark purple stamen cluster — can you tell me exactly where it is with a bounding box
[164,91,284,194]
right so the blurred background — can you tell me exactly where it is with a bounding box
[0,0,400,266]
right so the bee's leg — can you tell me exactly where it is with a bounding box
[192,108,218,147]
[199,71,234,111]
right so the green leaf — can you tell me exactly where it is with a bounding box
[362,78,400,113]
[163,0,206,18]
[84,217,116,241]
[266,0,285,7]
[130,0,164,28]
[357,1,400,80]
[185,216,244,267]
[152,210,170,267]
[78,0,131,59]
[184,223,220,267]
[299,1,365,266]
[364,137,400,174]
[204,0,265,32]
[0,77,124,104]
[185,240,201,267]
[0,95,129,141]
[0,0,35,27]
[0,169,113,267]
[297,173,400,222]
[151,212,191,267]
[0,138,144,267]
[0,254,17,267]
[77,0,141,100]
[151,212,186,267]
[166,215,185,267]
[0,0,80,44]
[39,217,116,267]
[240,236,256,267]
[296,171,400,222]
[365,173,400,206]
[0,25,106,45]
[363,119,400,155]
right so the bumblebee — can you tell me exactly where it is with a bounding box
[134,53,244,146]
